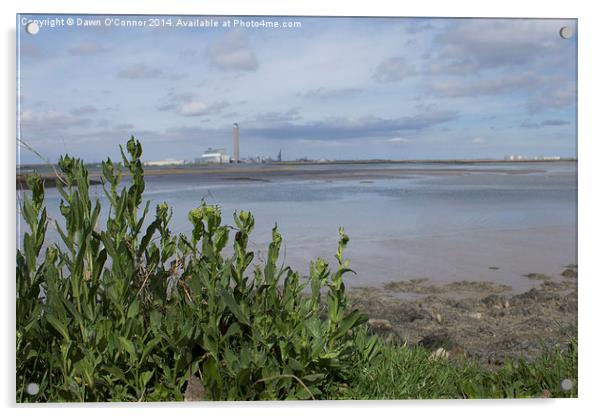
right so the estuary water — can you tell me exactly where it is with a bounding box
[17,162,577,293]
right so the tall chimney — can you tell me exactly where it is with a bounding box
[233,122,239,163]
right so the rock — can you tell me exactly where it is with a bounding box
[561,269,577,278]
[394,304,433,323]
[559,299,578,313]
[451,299,471,310]
[468,312,483,320]
[184,375,205,401]
[429,347,450,360]
[367,318,393,331]
[516,288,560,303]
[481,294,508,309]
[445,280,512,293]
[419,329,457,351]
[524,273,551,281]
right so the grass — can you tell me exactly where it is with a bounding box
[341,336,577,399]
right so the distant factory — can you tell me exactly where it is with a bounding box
[153,123,283,165]
[144,158,185,167]
[195,148,230,164]
[504,155,562,161]
[195,123,239,164]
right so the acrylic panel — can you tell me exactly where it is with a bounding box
[16,14,577,402]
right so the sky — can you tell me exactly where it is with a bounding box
[17,15,577,164]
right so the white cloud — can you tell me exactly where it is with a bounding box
[372,57,415,83]
[178,100,228,117]
[472,137,487,144]
[207,32,258,72]
[388,137,410,143]
[118,63,163,79]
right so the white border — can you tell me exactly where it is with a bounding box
[2,1,600,415]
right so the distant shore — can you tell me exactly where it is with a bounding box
[17,159,575,189]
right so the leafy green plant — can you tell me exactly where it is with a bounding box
[16,137,376,402]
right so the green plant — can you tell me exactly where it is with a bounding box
[341,335,578,400]
[16,137,376,402]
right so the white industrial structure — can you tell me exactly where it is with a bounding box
[233,122,239,163]
[197,148,230,164]
[504,155,562,161]
[144,158,185,166]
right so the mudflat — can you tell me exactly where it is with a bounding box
[349,264,578,365]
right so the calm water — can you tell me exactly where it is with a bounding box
[17,162,577,293]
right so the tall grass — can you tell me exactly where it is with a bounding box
[342,335,577,399]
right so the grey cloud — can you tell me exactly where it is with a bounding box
[178,101,229,117]
[541,119,569,126]
[251,108,303,123]
[69,42,107,55]
[520,119,570,129]
[118,64,163,79]
[372,57,415,83]
[422,58,480,76]
[158,110,457,146]
[20,43,53,60]
[434,19,572,70]
[527,84,576,113]
[220,111,240,120]
[207,32,258,72]
[244,110,458,140]
[298,87,362,99]
[70,105,98,116]
[520,121,540,129]
[427,72,537,97]
[20,109,92,137]
[157,103,177,112]
[179,49,202,64]
[114,123,135,130]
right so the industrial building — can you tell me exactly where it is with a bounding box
[196,148,230,164]
[193,122,240,164]
[144,158,185,166]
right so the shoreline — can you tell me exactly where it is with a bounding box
[350,264,578,365]
[16,160,575,189]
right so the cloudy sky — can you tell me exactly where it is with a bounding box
[17,15,577,164]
